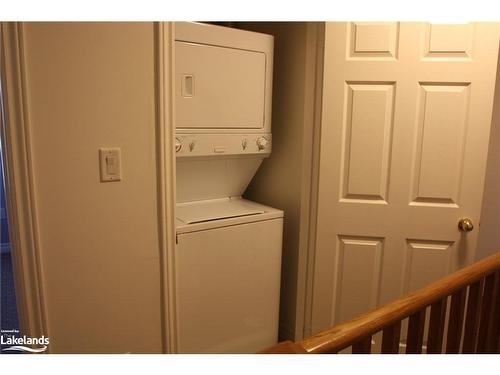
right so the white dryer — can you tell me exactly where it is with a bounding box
[173,23,283,353]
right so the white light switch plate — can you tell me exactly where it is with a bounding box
[99,148,122,182]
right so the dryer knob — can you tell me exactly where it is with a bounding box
[175,137,182,153]
[256,137,269,151]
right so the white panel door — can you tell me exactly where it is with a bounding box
[311,22,500,343]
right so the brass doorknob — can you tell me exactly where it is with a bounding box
[458,218,474,232]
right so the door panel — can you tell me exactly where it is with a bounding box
[349,22,400,59]
[403,239,456,293]
[342,82,395,201]
[412,83,470,205]
[335,236,384,323]
[424,24,472,59]
[311,22,500,336]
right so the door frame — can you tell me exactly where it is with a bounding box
[300,22,325,339]
[0,22,48,343]
[156,21,178,353]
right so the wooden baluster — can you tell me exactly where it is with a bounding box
[352,336,372,354]
[381,321,401,354]
[485,271,500,353]
[427,298,447,353]
[476,273,496,353]
[406,309,426,354]
[462,280,482,353]
[446,288,466,353]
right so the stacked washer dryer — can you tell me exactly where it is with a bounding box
[173,22,283,353]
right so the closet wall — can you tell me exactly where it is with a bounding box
[239,22,323,340]
[477,45,500,260]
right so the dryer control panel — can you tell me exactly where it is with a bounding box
[175,133,272,158]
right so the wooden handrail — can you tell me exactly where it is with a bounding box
[259,340,308,354]
[263,251,500,354]
[301,252,500,353]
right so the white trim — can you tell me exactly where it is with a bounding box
[302,22,325,339]
[155,22,178,353]
[0,22,49,346]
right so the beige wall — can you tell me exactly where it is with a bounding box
[239,22,320,340]
[21,22,163,353]
[477,45,500,260]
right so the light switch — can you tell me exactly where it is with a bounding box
[99,148,121,182]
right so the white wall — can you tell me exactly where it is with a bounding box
[477,45,500,260]
[20,22,163,353]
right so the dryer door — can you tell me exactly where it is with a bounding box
[175,41,267,129]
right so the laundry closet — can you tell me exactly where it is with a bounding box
[171,22,322,352]
[171,21,500,352]
[172,22,283,353]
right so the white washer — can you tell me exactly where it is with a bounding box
[173,22,281,353]
[175,198,283,353]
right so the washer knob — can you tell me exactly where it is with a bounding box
[256,137,269,151]
[175,137,182,153]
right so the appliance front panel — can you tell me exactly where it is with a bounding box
[175,41,267,130]
[175,218,283,353]
[176,157,263,203]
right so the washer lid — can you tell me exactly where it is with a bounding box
[176,198,265,224]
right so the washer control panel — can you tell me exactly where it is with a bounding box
[175,134,272,157]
